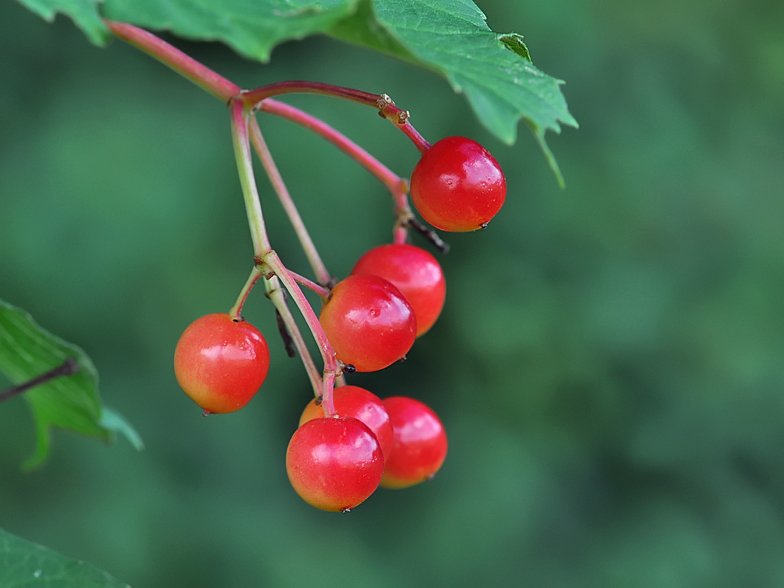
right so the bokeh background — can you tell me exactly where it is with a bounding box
[2,0,784,586]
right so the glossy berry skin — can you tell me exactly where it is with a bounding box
[410,136,506,232]
[300,385,394,463]
[286,417,384,512]
[319,274,417,372]
[380,396,448,489]
[351,243,446,337]
[174,313,270,414]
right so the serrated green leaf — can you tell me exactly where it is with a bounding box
[14,0,109,45]
[102,0,360,61]
[0,528,131,588]
[0,300,142,469]
[344,0,577,184]
[17,0,575,174]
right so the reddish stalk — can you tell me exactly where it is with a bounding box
[243,83,432,153]
[229,266,264,319]
[287,270,332,299]
[260,251,338,417]
[264,277,322,395]
[248,118,332,286]
[105,20,239,101]
[260,99,407,198]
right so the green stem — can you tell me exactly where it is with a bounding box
[259,99,416,242]
[229,266,263,319]
[263,276,321,396]
[260,251,337,417]
[248,118,332,286]
[230,99,271,256]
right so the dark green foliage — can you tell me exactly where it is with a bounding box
[1,0,783,586]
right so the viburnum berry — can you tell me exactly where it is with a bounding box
[410,136,506,232]
[299,385,394,463]
[319,274,417,372]
[351,243,446,337]
[173,313,270,414]
[380,396,448,489]
[286,416,384,511]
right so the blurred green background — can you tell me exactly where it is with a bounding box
[2,0,784,586]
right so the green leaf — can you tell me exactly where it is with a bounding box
[100,407,145,451]
[0,300,142,469]
[333,0,577,183]
[14,0,110,45]
[17,0,575,176]
[0,527,131,588]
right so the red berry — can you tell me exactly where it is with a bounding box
[351,243,446,337]
[286,417,384,511]
[380,396,448,489]
[319,274,416,372]
[299,385,394,463]
[410,136,506,232]
[173,313,270,414]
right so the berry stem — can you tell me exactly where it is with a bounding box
[229,266,264,320]
[242,83,432,152]
[321,371,337,418]
[230,99,271,257]
[259,251,337,417]
[258,99,417,243]
[263,276,322,395]
[287,269,332,299]
[260,99,407,196]
[105,20,239,101]
[107,21,433,154]
[241,82,387,111]
[233,100,336,409]
[248,117,332,286]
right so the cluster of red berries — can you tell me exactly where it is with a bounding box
[173,136,505,511]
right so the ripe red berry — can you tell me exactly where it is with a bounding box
[351,243,446,337]
[380,396,448,489]
[410,136,506,232]
[173,313,270,414]
[319,274,417,372]
[286,416,384,511]
[299,385,394,463]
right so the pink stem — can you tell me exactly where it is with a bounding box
[105,20,239,101]
[260,252,337,417]
[229,266,263,319]
[260,99,407,197]
[260,99,417,242]
[243,82,432,153]
[288,270,332,299]
[264,277,322,396]
[248,118,332,286]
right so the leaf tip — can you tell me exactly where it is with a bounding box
[529,122,566,188]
